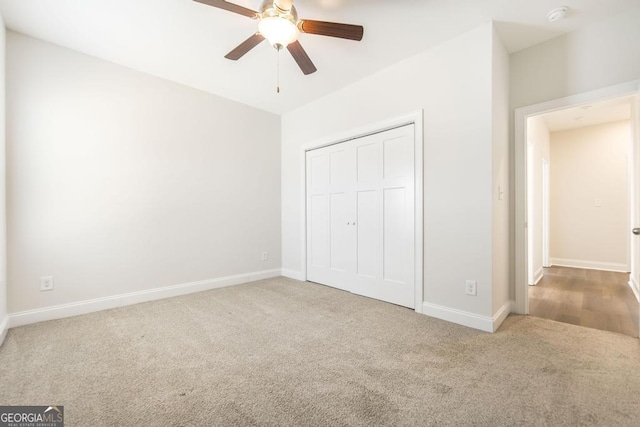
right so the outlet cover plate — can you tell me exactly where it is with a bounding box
[465,280,477,296]
[40,276,54,291]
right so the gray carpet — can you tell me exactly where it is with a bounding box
[1,277,639,426]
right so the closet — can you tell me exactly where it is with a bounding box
[305,124,416,308]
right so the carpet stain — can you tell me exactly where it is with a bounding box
[432,382,453,394]
[541,365,559,374]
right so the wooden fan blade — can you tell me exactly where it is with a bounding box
[287,41,317,75]
[225,33,265,60]
[298,19,364,41]
[193,0,258,18]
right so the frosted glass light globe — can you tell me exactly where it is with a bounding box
[258,16,299,48]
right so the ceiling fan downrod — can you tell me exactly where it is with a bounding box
[276,45,281,94]
[273,0,293,14]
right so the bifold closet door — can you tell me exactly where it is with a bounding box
[306,124,415,308]
[306,142,355,291]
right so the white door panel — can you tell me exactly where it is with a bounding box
[329,193,348,272]
[383,187,407,283]
[356,190,379,279]
[309,194,328,268]
[384,135,414,179]
[309,155,328,192]
[356,143,378,184]
[306,124,415,308]
[352,126,415,307]
[330,150,348,188]
[307,148,339,283]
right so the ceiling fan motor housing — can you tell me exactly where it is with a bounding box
[260,1,297,18]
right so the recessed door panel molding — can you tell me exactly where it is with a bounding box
[330,193,348,272]
[306,123,416,308]
[309,155,328,192]
[329,150,347,188]
[383,187,407,284]
[356,143,378,183]
[310,194,328,268]
[356,190,379,279]
[383,135,414,179]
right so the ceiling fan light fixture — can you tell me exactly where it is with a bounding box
[258,16,299,48]
[195,0,363,76]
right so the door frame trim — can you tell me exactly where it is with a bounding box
[541,158,550,269]
[300,111,424,313]
[515,80,639,314]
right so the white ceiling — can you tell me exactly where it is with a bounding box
[1,0,639,114]
[541,95,636,133]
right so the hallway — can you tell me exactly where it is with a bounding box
[529,266,639,337]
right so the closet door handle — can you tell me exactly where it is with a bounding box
[633,228,640,236]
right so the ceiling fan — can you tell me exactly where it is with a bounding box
[194,0,364,75]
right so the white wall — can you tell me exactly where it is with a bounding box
[6,31,281,314]
[527,116,551,282]
[549,121,630,270]
[283,22,503,322]
[510,8,640,111]
[491,26,510,315]
[0,14,7,344]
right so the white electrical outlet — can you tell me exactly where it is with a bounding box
[261,252,269,261]
[40,276,54,291]
[465,280,477,296]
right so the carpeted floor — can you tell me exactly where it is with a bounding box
[1,277,639,426]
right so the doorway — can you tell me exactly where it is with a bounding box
[515,81,640,337]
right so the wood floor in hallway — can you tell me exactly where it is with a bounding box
[529,266,639,337]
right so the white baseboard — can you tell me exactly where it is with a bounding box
[422,300,513,333]
[629,278,640,302]
[492,301,513,332]
[549,258,629,273]
[8,269,282,329]
[281,269,305,281]
[533,267,544,285]
[0,315,8,347]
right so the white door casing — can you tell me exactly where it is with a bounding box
[630,82,640,338]
[542,158,550,268]
[527,144,534,285]
[631,89,640,303]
